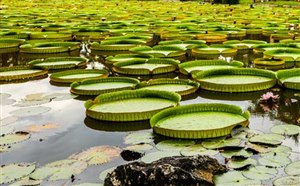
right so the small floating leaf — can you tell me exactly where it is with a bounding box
[9,106,51,117]
[221,149,253,159]
[25,123,58,133]
[273,176,300,186]
[0,125,15,135]
[9,176,42,186]
[69,146,121,165]
[124,132,154,145]
[156,140,195,151]
[0,132,30,146]
[180,144,218,156]
[44,92,77,101]
[141,151,180,164]
[249,133,285,146]
[228,158,257,169]
[271,124,300,136]
[285,161,300,176]
[202,137,242,149]
[124,144,153,152]
[1,116,18,126]
[259,152,291,167]
[242,166,277,180]
[214,171,261,186]
[0,163,35,184]
[30,159,87,181]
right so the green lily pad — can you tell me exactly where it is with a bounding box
[141,151,180,164]
[0,67,48,82]
[258,152,291,167]
[246,142,269,153]
[228,158,257,169]
[193,68,276,93]
[69,146,121,165]
[264,145,292,154]
[1,116,18,126]
[180,144,218,156]
[124,144,153,152]
[71,77,140,96]
[214,171,261,186]
[0,163,35,184]
[285,161,300,176]
[242,166,277,180]
[30,159,87,181]
[271,124,300,136]
[9,106,51,117]
[9,176,42,186]
[124,132,154,145]
[99,167,115,181]
[273,176,300,186]
[249,133,285,146]
[156,140,195,151]
[151,103,249,139]
[221,149,253,159]
[85,90,180,121]
[0,131,31,146]
[202,137,242,149]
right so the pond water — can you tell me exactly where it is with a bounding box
[1,43,299,185]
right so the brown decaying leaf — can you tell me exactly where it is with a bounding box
[25,123,59,132]
[69,146,121,165]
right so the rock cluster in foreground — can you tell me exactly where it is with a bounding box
[104,155,227,186]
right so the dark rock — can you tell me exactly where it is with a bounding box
[104,155,227,186]
[121,150,144,161]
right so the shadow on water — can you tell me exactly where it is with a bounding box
[84,117,151,132]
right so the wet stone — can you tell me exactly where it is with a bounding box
[104,155,227,186]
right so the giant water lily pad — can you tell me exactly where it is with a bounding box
[0,66,48,82]
[20,42,80,53]
[214,171,261,186]
[0,163,35,184]
[249,133,285,145]
[264,48,300,61]
[9,106,51,117]
[271,124,300,135]
[224,40,267,50]
[29,57,87,70]
[30,159,87,181]
[130,45,186,58]
[277,68,300,90]
[0,132,31,146]
[178,60,243,76]
[50,69,109,84]
[124,132,154,145]
[85,89,180,121]
[180,144,218,156]
[242,166,277,180]
[69,146,121,165]
[285,161,300,176]
[141,151,180,163]
[194,68,276,92]
[156,140,195,151]
[273,176,300,186]
[70,77,140,96]
[137,78,199,96]
[192,44,237,58]
[228,158,257,169]
[112,58,179,75]
[151,103,249,139]
[105,54,153,64]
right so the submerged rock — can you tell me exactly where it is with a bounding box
[104,155,227,186]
